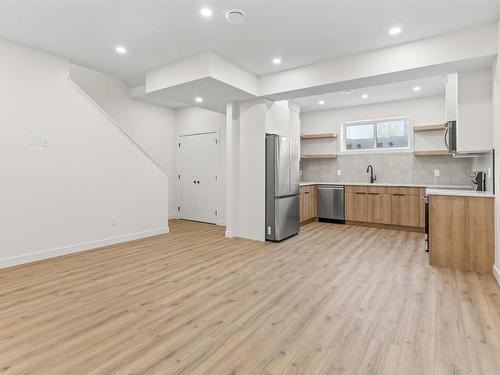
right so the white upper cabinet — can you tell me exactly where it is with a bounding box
[445,69,492,153]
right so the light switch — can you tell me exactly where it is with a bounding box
[434,169,440,177]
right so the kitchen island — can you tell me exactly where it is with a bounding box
[426,188,494,275]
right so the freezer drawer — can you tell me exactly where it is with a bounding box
[266,195,299,241]
[318,185,345,221]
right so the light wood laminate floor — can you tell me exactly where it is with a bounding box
[1,220,499,375]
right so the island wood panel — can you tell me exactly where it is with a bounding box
[429,195,494,274]
[466,197,495,273]
[429,195,466,270]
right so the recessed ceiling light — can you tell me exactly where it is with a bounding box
[200,8,213,17]
[318,100,325,105]
[389,26,402,36]
[413,86,422,92]
[226,9,246,24]
[115,46,127,55]
[272,57,282,65]
[361,93,369,99]
[195,97,204,103]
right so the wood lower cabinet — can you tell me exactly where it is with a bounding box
[345,192,368,222]
[299,185,317,224]
[345,185,425,231]
[429,195,494,274]
[391,193,420,227]
[368,192,392,224]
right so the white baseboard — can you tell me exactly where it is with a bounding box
[0,226,169,270]
[493,265,500,285]
[225,230,237,238]
[168,212,179,219]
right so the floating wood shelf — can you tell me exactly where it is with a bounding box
[300,132,337,140]
[413,150,450,156]
[301,154,338,160]
[413,124,446,132]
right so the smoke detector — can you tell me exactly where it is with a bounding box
[226,9,245,24]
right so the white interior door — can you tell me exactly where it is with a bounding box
[178,132,218,224]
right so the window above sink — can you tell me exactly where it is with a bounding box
[342,116,410,153]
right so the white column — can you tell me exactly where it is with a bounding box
[225,102,239,238]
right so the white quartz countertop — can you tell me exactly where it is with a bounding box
[425,188,494,198]
[300,182,473,189]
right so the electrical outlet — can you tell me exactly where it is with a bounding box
[28,134,41,146]
[337,169,342,176]
[434,169,440,177]
[112,216,117,226]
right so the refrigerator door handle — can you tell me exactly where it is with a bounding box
[444,125,449,150]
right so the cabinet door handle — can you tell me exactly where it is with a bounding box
[304,191,310,194]
[392,193,405,196]
[368,192,379,195]
[355,192,366,195]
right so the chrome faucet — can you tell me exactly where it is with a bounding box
[366,165,376,183]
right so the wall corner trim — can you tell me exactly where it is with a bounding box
[225,230,237,238]
[493,265,500,285]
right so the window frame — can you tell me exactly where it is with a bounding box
[341,116,412,154]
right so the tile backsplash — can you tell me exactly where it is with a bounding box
[300,152,474,186]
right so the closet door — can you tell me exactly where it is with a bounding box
[178,132,218,224]
[194,132,218,223]
[178,134,200,221]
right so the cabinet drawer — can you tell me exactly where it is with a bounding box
[366,186,391,194]
[300,185,315,194]
[345,186,367,194]
[389,187,420,195]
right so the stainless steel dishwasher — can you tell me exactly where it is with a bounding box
[317,185,345,223]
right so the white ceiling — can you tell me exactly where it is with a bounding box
[294,75,446,112]
[0,1,498,86]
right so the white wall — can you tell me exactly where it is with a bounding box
[175,107,226,224]
[0,39,169,268]
[301,95,446,156]
[226,99,300,241]
[237,100,267,241]
[70,65,178,218]
[493,18,500,284]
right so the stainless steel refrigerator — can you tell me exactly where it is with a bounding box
[265,134,300,241]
